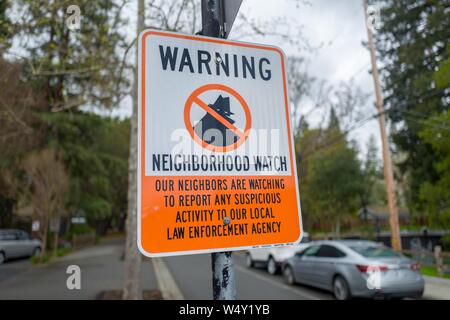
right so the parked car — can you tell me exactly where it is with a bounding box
[282,240,424,300]
[0,229,42,264]
[246,232,310,274]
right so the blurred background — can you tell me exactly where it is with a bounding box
[0,0,449,300]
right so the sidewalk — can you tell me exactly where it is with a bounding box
[423,276,450,300]
[0,237,158,299]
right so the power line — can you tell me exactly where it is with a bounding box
[349,62,371,80]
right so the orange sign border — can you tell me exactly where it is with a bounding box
[138,30,302,257]
[184,83,252,153]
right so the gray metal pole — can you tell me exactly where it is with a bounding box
[212,252,236,300]
[201,0,237,301]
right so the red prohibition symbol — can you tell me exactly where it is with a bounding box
[184,84,252,153]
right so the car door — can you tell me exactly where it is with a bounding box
[312,245,347,290]
[16,231,34,257]
[1,231,21,259]
[292,245,321,285]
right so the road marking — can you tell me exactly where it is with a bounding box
[234,264,322,300]
[152,257,185,300]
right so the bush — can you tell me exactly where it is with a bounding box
[30,254,50,265]
[67,224,95,241]
[30,247,72,264]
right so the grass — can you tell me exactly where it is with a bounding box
[420,266,450,279]
[30,247,73,265]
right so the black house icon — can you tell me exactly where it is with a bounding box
[193,95,239,147]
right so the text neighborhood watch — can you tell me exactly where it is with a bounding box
[153,154,288,172]
[138,30,302,256]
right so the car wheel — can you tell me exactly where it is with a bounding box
[33,247,41,257]
[267,256,278,275]
[333,276,351,300]
[0,252,5,265]
[283,266,295,285]
[245,253,254,268]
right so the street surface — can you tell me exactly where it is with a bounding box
[1,237,446,300]
[0,237,331,300]
[164,253,332,300]
[0,238,156,299]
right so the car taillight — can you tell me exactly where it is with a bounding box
[356,264,388,273]
[410,262,420,271]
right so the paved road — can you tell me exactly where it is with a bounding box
[0,237,157,299]
[163,252,333,300]
[0,257,33,284]
[0,238,333,300]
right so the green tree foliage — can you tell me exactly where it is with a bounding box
[40,111,130,232]
[372,0,449,211]
[362,135,386,207]
[0,2,131,233]
[434,44,450,90]
[299,110,365,235]
[14,0,129,111]
[419,110,450,228]
[0,59,46,227]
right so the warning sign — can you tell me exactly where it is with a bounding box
[138,30,302,257]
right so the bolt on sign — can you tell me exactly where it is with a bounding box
[138,30,303,257]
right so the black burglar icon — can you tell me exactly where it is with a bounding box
[193,95,239,147]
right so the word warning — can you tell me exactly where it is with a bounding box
[138,30,302,256]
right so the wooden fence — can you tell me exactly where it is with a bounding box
[403,246,450,277]
[72,231,96,250]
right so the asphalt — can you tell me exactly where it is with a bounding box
[0,237,157,299]
[0,238,332,300]
[163,252,333,300]
[4,238,442,300]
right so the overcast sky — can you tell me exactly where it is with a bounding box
[238,0,381,159]
[113,0,382,160]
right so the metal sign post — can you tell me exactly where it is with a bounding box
[136,0,302,300]
[201,0,237,301]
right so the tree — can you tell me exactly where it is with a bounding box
[419,110,450,228]
[123,0,144,301]
[13,0,129,111]
[301,111,365,236]
[0,58,45,228]
[39,111,129,234]
[23,148,69,257]
[362,135,386,208]
[287,56,314,134]
[372,0,449,212]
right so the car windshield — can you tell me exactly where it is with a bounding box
[350,245,401,258]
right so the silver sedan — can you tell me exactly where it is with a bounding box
[0,229,42,264]
[282,240,424,300]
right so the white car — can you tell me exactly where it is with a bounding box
[246,232,310,274]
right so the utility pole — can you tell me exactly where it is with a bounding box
[123,0,145,300]
[363,0,402,251]
[201,0,236,300]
